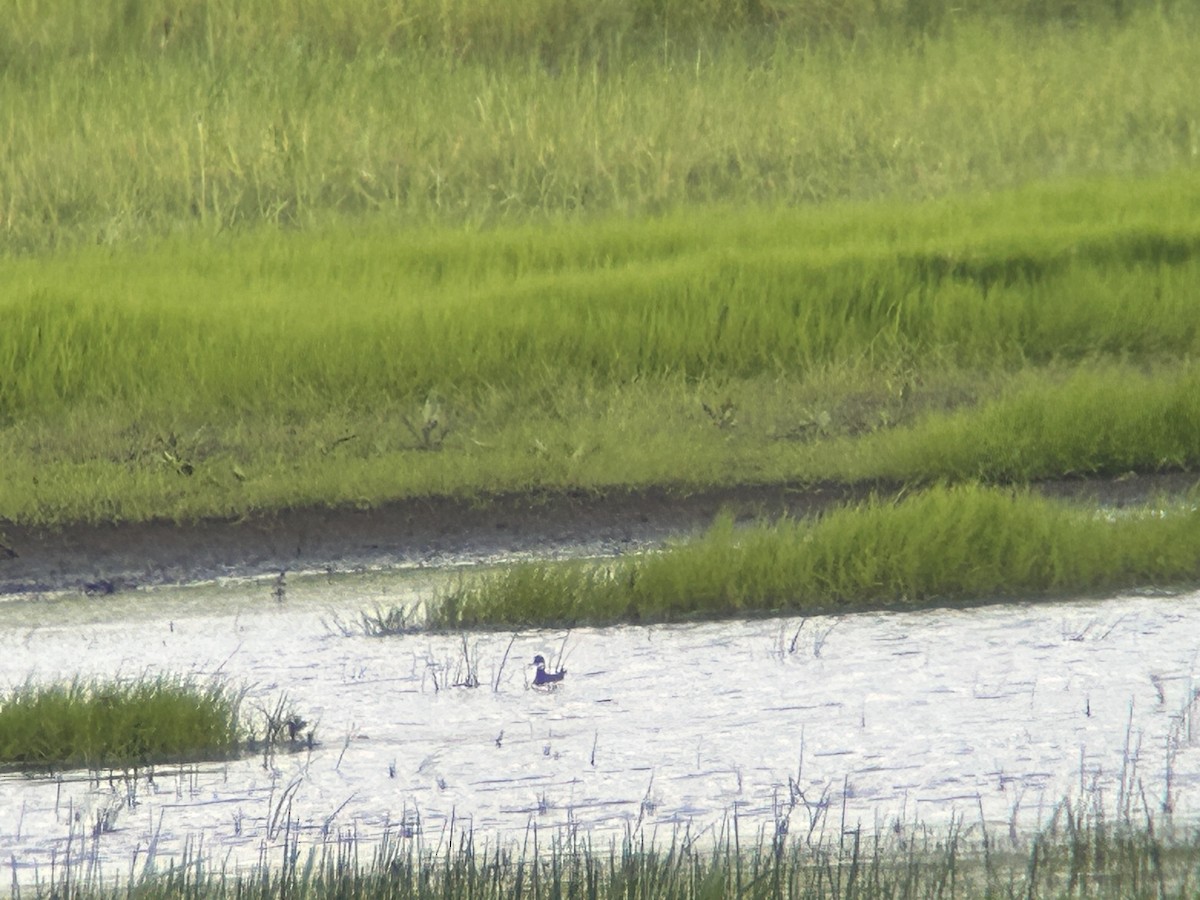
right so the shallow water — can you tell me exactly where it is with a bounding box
[1,570,1199,886]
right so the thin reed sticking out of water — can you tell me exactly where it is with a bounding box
[23,800,1200,899]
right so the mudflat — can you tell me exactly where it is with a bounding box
[3,472,1194,596]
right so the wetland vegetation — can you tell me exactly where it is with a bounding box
[19,806,1200,899]
[430,485,1200,628]
[0,675,244,769]
[3,0,1200,534]
[0,674,315,771]
[5,1,1200,889]
[4,178,1200,526]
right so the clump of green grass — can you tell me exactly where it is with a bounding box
[0,675,244,769]
[430,485,1200,628]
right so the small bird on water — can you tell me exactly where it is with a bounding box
[532,654,566,686]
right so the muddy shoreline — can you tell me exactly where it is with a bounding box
[1,473,1195,596]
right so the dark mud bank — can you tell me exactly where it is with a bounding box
[2,473,1195,596]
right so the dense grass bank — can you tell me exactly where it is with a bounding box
[0,676,244,769]
[7,362,1200,528]
[4,0,1200,537]
[2,3,1197,252]
[4,175,1200,526]
[6,173,1200,419]
[822,362,1200,484]
[429,485,1200,628]
[26,809,1200,899]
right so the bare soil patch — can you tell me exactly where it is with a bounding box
[1,473,1195,596]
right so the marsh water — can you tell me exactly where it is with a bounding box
[2,566,1199,886]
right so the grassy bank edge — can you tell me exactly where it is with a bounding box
[6,168,1200,528]
[426,484,1200,629]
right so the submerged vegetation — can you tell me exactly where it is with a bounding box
[0,676,244,769]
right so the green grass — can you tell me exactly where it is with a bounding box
[4,0,1200,551]
[4,174,1200,526]
[27,804,1200,898]
[818,361,1200,484]
[6,173,1200,418]
[6,0,1168,64]
[2,2,1197,253]
[0,675,244,769]
[429,485,1200,628]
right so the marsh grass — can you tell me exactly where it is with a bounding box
[4,176,1200,526]
[8,172,1200,421]
[4,1,1200,531]
[23,804,1200,899]
[8,0,1168,64]
[2,2,1197,253]
[8,174,1200,418]
[0,675,244,769]
[430,485,1200,628]
[822,361,1200,484]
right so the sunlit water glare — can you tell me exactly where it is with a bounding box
[2,570,1198,885]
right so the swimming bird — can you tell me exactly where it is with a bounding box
[532,654,566,686]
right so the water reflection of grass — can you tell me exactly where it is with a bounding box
[0,676,305,770]
[431,486,1200,628]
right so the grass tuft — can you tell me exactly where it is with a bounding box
[0,675,244,769]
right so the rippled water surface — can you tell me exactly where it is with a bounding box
[2,570,1199,885]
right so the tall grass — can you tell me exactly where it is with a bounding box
[0,675,244,769]
[3,1,1200,528]
[2,3,1196,252]
[26,804,1200,898]
[431,485,1200,627]
[4,176,1199,422]
[3,175,1200,526]
[6,0,1168,64]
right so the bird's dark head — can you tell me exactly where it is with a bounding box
[532,654,546,667]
